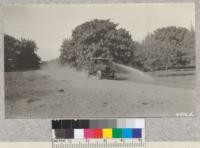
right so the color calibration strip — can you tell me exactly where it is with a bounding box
[53,128,142,139]
[52,119,145,148]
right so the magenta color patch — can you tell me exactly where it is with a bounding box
[84,129,94,138]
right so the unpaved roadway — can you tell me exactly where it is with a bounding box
[5,62,196,118]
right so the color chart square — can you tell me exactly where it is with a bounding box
[62,120,72,129]
[93,129,102,138]
[84,129,93,138]
[112,128,122,138]
[103,129,112,138]
[65,129,74,139]
[132,128,142,138]
[55,129,65,139]
[122,128,132,138]
[52,120,62,129]
[74,129,84,139]
[135,119,145,128]
[125,119,135,128]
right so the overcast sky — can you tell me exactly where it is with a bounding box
[4,3,195,61]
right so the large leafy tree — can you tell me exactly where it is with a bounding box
[137,26,195,71]
[60,19,136,68]
[16,39,41,69]
[4,34,20,71]
[4,34,41,71]
[60,38,76,66]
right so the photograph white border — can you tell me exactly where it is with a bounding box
[0,0,199,141]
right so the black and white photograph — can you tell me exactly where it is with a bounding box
[4,3,196,118]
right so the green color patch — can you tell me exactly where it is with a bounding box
[112,128,122,138]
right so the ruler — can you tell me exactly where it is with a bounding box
[52,119,145,148]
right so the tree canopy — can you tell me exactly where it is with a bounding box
[60,19,136,69]
[134,26,195,71]
[60,20,195,72]
[4,34,41,72]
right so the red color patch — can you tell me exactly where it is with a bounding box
[93,129,102,138]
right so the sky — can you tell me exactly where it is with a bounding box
[4,3,195,61]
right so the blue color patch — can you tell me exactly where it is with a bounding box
[132,128,142,138]
[122,128,132,138]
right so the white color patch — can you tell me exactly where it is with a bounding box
[135,119,145,128]
[125,119,136,128]
[74,129,84,139]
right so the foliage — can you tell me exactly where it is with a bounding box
[60,19,136,69]
[135,26,195,71]
[4,34,41,72]
[60,20,195,72]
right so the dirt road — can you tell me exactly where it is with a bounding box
[5,62,197,118]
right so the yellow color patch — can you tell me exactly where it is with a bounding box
[103,128,112,138]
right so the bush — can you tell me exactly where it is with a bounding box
[4,34,41,72]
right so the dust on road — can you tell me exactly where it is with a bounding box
[5,62,197,118]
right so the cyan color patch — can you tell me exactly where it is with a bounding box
[122,128,132,138]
